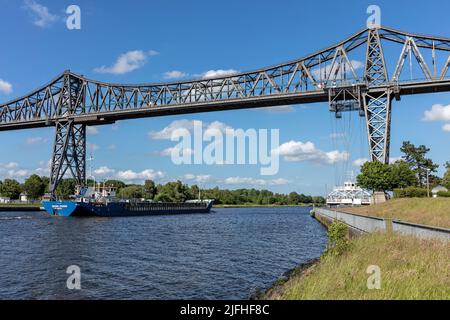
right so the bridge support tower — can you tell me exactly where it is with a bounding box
[363,28,393,164]
[49,73,86,200]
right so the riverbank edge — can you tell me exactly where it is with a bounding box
[250,210,330,300]
[259,207,449,300]
[215,204,323,208]
[0,206,43,212]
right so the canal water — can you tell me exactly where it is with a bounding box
[0,207,327,299]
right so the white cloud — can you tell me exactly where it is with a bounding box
[224,177,289,186]
[389,156,404,164]
[273,140,349,165]
[94,50,156,75]
[200,69,239,79]
[86,126,99,135]
[163,70,188,80]
[312,60,363,80]
[150,119,231,141]
[423,104,450,122]
[23,0,58,28]
[352,158,369,167]
[0,79,13,94]
[160,146,193,157]
[26,137,48,145]
[443,124,450,132]
[149,119,196,140]
[107,144,117,150]
[183,174,212,184]
[94,166,115,176]
[116,169,164,182]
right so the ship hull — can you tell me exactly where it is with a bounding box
[42,201,213,217]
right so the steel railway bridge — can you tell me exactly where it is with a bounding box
[1,26,450,199]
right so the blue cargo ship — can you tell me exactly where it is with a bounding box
[42,186,213,217]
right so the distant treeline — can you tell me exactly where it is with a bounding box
[0,175,325,205]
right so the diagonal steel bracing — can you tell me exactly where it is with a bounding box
[49,75,86,199]
[363,28,392,164]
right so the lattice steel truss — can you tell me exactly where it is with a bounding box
[363,28,391,163]
[1,26,450,193]
[49,77,86,199]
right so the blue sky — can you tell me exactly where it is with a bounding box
[0,0,449,195]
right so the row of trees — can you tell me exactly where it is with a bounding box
[0,175,325,205]
[357,141,450,192]
[0,175,49,200]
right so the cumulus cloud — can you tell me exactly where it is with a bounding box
[272,140,349,165]
[150,119,197,140]
[163,70,188,80]
[389,156,404,164]
[94,50,158,75]
[0,162,29,179]
[116,169,164,181]
[90,166,165,183]
[150,119,231,141]
[160,146,194,157]
[183,174,212,184]
[224,177,289,186]
[0,79,13,94]
[23,0,58,28]
[200,69,239,79]
[94,166,115,176]
[423,104,450,122]
[444,124,450,132]
[352,158,369,167]
[312,60,363,80]
[423,104,450,132]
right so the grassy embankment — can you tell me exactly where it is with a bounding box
[342,198,450,229]
[262,198,450,300]
[264,232,450,300]
[0,203,41,207]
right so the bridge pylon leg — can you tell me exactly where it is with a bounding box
[363,28,392,164]
[362,90,392,164]
[49,120,86,200]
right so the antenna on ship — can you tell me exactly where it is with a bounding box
[87,152,96,190]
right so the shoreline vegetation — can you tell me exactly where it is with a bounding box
[259,199,450,300]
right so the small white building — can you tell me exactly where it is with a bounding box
[19,192,28,203]
[0,196,11,204]
[432,186,448,198]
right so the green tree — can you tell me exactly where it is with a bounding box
[357,161,393,192]
[156,181,189,202]
[41,176,50,194]
[0,179,22,199]
[443,162,450,189]
[56,179,76,200]
[105,180,126,189]
[288,192,301,205]
[144,180,157,200]
[390,160,417,189]
[118,185,144,199]
[400,141,439,187]
[23,174,45,200]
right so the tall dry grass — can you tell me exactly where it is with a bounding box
[267,233,450,300]
[344,198,450,229]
